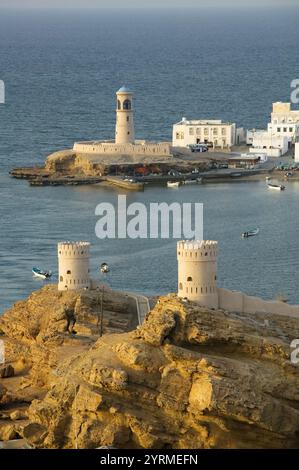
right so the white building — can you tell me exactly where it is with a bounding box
[58,241,91,291]
[246,129,289,157]
[177,240,218,309]
[268,102,299,145]
[172,118,242,150]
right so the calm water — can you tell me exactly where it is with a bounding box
[1,8,299,312]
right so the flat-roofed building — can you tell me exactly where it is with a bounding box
[246,129,289,157]
[172,118,239,150]
[268,102,299,145]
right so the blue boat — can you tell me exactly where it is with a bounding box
[32,267,52,280]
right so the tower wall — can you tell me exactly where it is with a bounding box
[177,240,218,308]
[58,241,91,291]
[115,88,135,144]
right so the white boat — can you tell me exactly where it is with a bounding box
[184,179,198,185]
[32,267,52,280]
[167,181,180,188]
[242,228,259,238]
[267,183,285,191]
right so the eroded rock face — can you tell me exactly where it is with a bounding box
[24,295,299,449]
[0,285,138,445]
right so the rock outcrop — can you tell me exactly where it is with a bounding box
[12,294,299,449]
[0,285,138,446]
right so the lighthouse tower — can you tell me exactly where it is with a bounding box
[177,240,219,309]
[58,241,91,291]
[115,86,135,144]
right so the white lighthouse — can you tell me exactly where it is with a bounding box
[177,240,219,309]
[58,241,91,291]
[115,85,135,144]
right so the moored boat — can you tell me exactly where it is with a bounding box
[242,228,259,238]
[267,183,285,191]
[184,179,198,185]
[32,267,52,280]
[167,181,180,188]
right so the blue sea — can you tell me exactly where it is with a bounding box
[0,7,299,313]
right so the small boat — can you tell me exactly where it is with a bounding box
[167,181,180,188]
[267,183,285,191]
[100,262,110,274]
[242,228,259,238]
[32,267,52,280]
[184,179,198,185]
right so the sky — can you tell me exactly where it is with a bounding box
[0,0,298,9]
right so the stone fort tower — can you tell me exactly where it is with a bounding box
[177,240,218,309]
[115,85,135,144]
[58,241,91,291]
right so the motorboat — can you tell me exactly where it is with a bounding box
[267,183,285,191]
[167,181,180,188]
[32,267,52,280]
[242,228,259,238]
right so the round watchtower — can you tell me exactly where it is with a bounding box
[115,85,135,144]
[58,241,91,291]
[177,240,218,308]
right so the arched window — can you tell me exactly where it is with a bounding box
[187,276,193,282]
[179,282,183,290]
[117,99,121,110]
[123,99,131,110]
[60,276,63,282]
[67,270,71,274]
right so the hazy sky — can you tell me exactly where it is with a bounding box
[0,0,298,9]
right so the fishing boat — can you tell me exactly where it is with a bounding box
[167,181,180,188]
[267,183,285,191]
[242,228,259,238]
[32,267,52,280]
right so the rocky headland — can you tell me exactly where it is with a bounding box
[1,287,299,449]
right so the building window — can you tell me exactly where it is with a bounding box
[127,116,130,122]
[117,99,121,110]
[204,128,208,135]
[213,128,218,136]
[196,128,201,135]
[283,128,287,132]
[67,270,71,274]
[277,127,281,132]
[179,282,183,290]
[221,128,226,135]
[60,276,63,282]
[123,99,131,110]
[289,127,293,132]
[189,127,194,135]
[187,276,193,282]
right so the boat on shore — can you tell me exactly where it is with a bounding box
[242,228,259,238]
[32,267,52,280]
[184,179,198,185]
[267,183,285,191]
[167,181,180,188]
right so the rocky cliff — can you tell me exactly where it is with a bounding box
[2,292,298,449]
[0,285,138,444]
